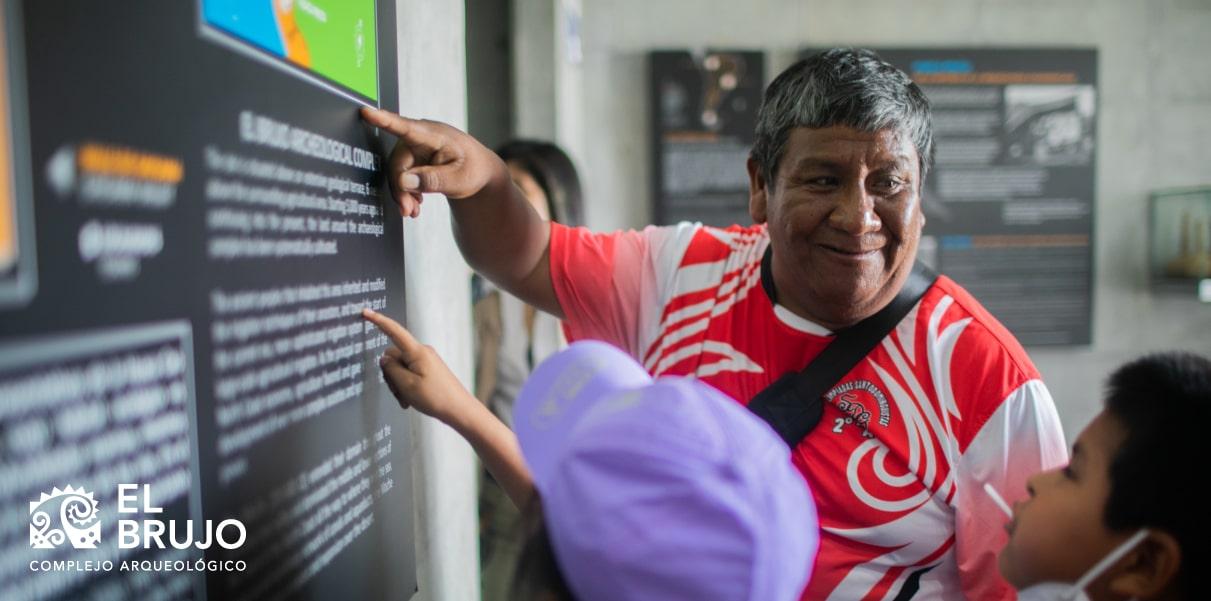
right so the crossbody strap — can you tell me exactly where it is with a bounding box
[747,246,937,448]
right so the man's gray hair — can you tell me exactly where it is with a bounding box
[750,48,934,186]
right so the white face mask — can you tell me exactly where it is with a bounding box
[984,484,1149,601]
[1014,529,1148,601]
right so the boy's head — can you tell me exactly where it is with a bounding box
[999,352,1210,600]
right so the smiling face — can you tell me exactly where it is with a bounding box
[748,126,924,329]
[998,412,1131,592]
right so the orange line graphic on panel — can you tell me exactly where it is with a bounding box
[1,7,16,270]
[76,143,183,184]
[273,0,311,67]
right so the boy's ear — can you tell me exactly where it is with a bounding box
[747,157,768,224]
[1106,531,1181,599]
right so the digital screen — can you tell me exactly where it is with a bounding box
[202,0,379,103]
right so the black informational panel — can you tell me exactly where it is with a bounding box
[0,1,416,600]
[650,50,764,227]
[850,48,1097,346]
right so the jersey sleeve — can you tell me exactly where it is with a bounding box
[953,379,1068,601]
[547,222,697,358]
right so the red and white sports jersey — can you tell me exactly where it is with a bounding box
[548,221,1068,601]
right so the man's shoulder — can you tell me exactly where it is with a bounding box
[555,221,765,256]
[915,276,1051,452]
[922,275,1040,384]
[670,222,767,267]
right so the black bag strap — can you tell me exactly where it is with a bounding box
[747,246,937,448]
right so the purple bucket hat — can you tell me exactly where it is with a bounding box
[513,340,819,601]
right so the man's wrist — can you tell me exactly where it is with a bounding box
[467,156,513,204]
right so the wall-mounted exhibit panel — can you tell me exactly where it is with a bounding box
[0,1,416,599]
[863,48,1098,346]
[650,50,764,228]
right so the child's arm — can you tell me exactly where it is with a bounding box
[362,308,535,509]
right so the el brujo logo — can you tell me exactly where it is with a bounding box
[29,485,102,550]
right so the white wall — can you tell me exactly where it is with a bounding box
[466,0,514,149]
[396,1,480,600]
[513,0,588,170]
[575,0,1211,442]
[513,0,558,142]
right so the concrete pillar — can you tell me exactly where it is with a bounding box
[395,1,480,600]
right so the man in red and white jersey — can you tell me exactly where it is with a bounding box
[362,48,1067,600]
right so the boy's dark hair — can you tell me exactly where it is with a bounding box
[496,140,585,227]
[509,496,576,601]
[1103,351,1211,597]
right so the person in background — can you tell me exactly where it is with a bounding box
[364,308,819,601]
[472,140,584,598]
[474,139,584,428]
[360,48,1068,599]
[991,352,1208,601]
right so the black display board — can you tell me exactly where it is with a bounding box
[0,1,416,599]
[852,48,1098,346]
[650,50,764,227]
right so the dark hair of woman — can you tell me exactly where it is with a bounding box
[496,140,584,227]
[508,495,576,601]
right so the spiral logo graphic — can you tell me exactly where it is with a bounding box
[28,485,101,549]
